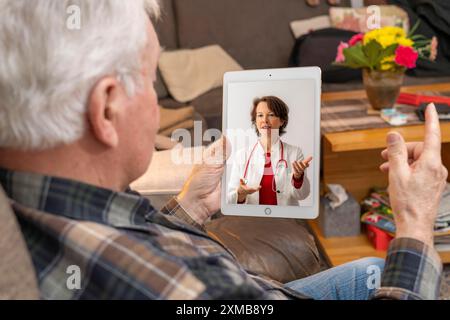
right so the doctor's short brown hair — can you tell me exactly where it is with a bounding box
[251,96,289,136]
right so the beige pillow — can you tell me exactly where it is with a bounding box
[159,105,194,132]
[329,5,409,33]
[290,15,331,39]
[159,119,194,137]
[159,45,242,103]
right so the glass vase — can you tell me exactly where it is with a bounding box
[362,69,404,111]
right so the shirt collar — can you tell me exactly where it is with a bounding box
[0,167,153,227]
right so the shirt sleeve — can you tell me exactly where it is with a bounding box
[291,173,304,189]
[373,237,442,300]
[160,196,207,233]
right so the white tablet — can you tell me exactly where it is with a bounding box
[221,67,321,219]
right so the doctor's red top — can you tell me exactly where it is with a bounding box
[258,152,304,205]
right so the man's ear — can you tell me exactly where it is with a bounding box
[87,77,123,148]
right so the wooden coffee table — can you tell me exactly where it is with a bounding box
[309,82,450,266]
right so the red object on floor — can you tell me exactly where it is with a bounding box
[396,92,450,107]
[366,225,394,251]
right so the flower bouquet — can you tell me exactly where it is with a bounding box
[334,25,437,110]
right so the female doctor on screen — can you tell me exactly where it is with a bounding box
[227,96,312,206]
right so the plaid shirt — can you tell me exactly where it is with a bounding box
[0,168,442,300]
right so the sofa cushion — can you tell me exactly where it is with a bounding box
[191,87,223,130]
[173,0,351,69]
[329,5,409,33]
[206,216,322,283]
[155,69,170,99]
[159,89,223,131]
[153,0,178,50]
[289,28,361,83]
[159,105,195,134]
[290,15,331,39]
[159,45,242,103]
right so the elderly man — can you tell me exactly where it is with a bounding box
[0,0,447,300]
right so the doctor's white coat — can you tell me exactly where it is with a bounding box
[227,139,310,206]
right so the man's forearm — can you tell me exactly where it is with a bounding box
[395,222,435,248]
[161,196,207,232]
[373,237,442,300]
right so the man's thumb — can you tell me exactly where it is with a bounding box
[387,132,408,170]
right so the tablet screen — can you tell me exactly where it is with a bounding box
[222,68,320,219]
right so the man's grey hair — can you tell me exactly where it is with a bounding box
[0,0,160,150]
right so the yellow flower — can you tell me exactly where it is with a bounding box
[382,55,395,63]
[378,35,396,48]
[398,37,414,47]
[380,55,395,71]
[380,26,405,38]
[363,26,411,48]
[363,29,380,45]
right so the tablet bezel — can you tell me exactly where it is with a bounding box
[221,67,321,219]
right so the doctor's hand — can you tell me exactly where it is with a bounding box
[237,179,261,203]
[292,156,313,180]
[176,137,231,226]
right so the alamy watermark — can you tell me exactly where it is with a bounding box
[366,5,381,31]
[66,5,81,30]
[167,123,288,167]
[366,264,382,290]
[66,265,81,290]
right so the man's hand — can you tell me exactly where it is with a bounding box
[380,103,448,247]
[292,156,313,180]
[176,137,231,225]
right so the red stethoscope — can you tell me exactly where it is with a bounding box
[242,140,289,193]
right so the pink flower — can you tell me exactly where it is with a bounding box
[430,36,438,61]
[335,42,349,63]
[349,33,364,46]
[394,45,419,69]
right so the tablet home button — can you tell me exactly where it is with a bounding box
[264,208,271,215]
